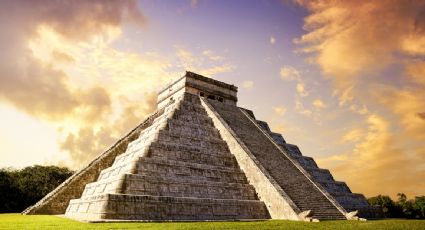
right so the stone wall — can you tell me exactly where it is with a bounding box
[23,107,167,215]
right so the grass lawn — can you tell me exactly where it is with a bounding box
[0,214,424,230]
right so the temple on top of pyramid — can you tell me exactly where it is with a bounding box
[23,71,381,222]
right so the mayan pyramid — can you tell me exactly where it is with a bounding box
[23,71,379,221]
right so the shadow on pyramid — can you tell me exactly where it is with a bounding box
[23,72,381,222]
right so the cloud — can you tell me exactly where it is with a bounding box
[60,92,157,167]
[280,65,309,97]
[199,64,235,76]
[295,99,312,117]
[375,86,425,140]
[273,106,287,116]
[340,128,364,144]
[312,99,327,110]
[317,114,425,197]
[270,36,276,45]
[280,66,301,81]
[52,50,75,63]
[202,50,224,61]
[242,80,254,89]
[296,0,425,97]
[0,0,145,120]
[0,1,177,168]
[349,104,369,115]
[296,83,309,97]
[176,47,235,76]
[406,61,425,86]
[296,0,425,197]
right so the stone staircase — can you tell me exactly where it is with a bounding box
[254,119,376,218]
[65,93,270,221]
[207,100,346,220]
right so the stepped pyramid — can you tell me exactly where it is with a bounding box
[23,71,380,221]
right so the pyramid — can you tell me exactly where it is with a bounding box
[23,71,380,221]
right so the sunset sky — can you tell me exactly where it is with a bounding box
[0,0,424,199]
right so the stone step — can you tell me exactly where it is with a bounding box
[284,144,303,157]
[166,118,219,135]
[81,176,123,197]
[136,157,248,184]
[319,181,351,194]
[80,171,258,201]
[123,173,258,200]
[163,122,221,140]
[174,102,207,114]
[332,192,369,208]
[168,111,214,125]
[97,159,136,181]
[149,141,232,158]
[155,133,230,153]
[303,167,334,182]
[148,145,237,168]
[172,112,214,127]
[291,155,318,168]
[66,194,270,221]
[157,129,227,147]
[209,100,346,220]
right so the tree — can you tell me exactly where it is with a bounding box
[0,169,22,212]
[397,193,414,218]
[369,194,425,219]
[368,195,399,218]
[413,196,425,219]
[0,165,73,213]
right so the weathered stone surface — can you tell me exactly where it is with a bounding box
[25,71,379,220]
[65,92,270,221]
[204,99,347,220]
[255,120,380,218]
[22,106,169,215]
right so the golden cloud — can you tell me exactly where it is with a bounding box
[0,1,238,168]
[296,0,425,92]
[318,114,425,198]
[242,80,254,89]
[406,61,425,86]
[280,66,300,81]
[297,0,425,197]
[312,99,327,110]
[273,106,287,116]
[0,0,145,120]
[60,92,157,167]
[176,46,235,76]
[0,1,169,168]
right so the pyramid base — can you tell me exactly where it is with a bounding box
[65,194,271,221]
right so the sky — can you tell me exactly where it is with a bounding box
[0,0,424,199]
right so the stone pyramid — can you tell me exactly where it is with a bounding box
[23,71,379,221]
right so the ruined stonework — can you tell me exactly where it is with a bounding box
[24,71,379,221]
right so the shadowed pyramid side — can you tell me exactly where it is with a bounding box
[203,98,348,220]
[252,117,381,219]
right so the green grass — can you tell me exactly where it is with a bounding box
[0,214,424,230]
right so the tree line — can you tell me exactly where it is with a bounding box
[0,165,73,213]
[0,165,424,219]
[368,194,425,219]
